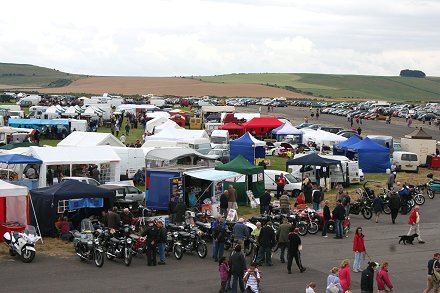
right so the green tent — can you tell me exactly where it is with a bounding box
[215,155,264,204]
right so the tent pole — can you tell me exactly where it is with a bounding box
[29,193,43,244]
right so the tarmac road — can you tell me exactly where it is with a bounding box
[1,197,439,293]
[241,105,440,141]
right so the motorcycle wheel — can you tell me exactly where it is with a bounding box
[173,244,183,260]
[21,249,35,263]
[197,243,208,259]
[9,248,16,256]
[361,208,373,220]
[307,222,319,235]
[327,222,335,233]
[94,250,104,267]
[414,194,425,205]
[383,204,391,214]
[297,222,308,236]
[124,247,132,266]
[427,189,435,199]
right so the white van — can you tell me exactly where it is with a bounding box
[288,154,364,185]
[210,130,229,148]
[264,169,302,197]
[29,106,49,118]
[392,151,419,172]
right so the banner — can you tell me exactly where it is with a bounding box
[69,198,103,210]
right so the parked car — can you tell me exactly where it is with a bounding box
[61,177,100,186]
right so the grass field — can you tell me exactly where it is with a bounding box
[195,73,440,102]
[0,62,83,87]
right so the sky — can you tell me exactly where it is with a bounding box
[1,0,440,77]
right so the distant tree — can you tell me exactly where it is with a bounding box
[400,69,426,78]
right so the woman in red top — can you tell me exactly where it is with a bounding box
[339,259,351,292]
[353,226,366,272]
[377,262,394,292]
[294,192,305,207]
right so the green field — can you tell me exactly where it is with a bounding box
[194,73,440,102]
[0,62,84,87]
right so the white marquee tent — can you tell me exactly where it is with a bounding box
[302,129,347,146]
[57,132,125,147]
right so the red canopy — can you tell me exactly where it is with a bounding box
[241,117,283,136]
[219,122,244,130]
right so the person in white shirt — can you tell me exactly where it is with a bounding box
[306,282,316,293]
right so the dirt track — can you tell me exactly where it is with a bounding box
[7,76,315,98]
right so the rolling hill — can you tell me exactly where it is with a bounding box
[0,62,84,87]
[0,63,439,102]
[195,73,440,102]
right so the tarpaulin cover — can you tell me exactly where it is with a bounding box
[347,137,391,173]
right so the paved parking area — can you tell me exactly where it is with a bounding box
[1,197,439,293]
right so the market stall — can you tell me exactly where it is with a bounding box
[333,135,362,157]
[230,132,266,164]
[271,121,303,142]
[0,154,42,189]
[346,137,391,173]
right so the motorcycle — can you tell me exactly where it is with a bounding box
[298,208,320,235]
[100,225,133,266]
[407,184,425,205]
[173,226,208,260]
[351,193,373,220]
[3,225,40,263]
[72,219,104,267]
[426,174,440,199]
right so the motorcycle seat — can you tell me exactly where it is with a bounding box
[178,231,190,238]
[110,237,120,243]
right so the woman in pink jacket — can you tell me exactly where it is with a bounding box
[377,262,394,292]
[339,259,351,292]
[218,257,229,293]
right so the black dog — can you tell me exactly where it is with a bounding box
[398,234,418,245]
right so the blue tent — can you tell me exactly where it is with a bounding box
[8,118,70,131]
[230,132,266,164]
[332,136,361,157]
[271,122,303,142]
[347,137,390,173]
[0,154,42,165]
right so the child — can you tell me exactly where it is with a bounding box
[305,282,316,293]
[244,262,261,293]
[218,257,229,293]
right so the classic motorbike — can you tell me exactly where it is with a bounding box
[426,174,440,199]
[100,225,133,266]
[350,194,373,220]
[298,208,320,234]
[3,225,40,263]
[72,219,104,267]
[172,226,208,260]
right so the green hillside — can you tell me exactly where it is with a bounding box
[0,62,84,87]
[195,73,440,102]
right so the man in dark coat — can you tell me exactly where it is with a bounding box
[361,261,378,293]
[322,200,331,237]
[219,190,229,218]
[256,221,276,266]
[107,207,121,230]
[142,220,159,266]
[156,220,167,265]
[332,200,346,239]
[287,227,306,274]
[389,192,401,224]
[230,245,247,293]
[168,195,177,224]
[174,197,187,224]
[276,218,291,263]
[259,190,271,216]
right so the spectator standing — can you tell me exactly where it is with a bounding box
[168,195,177,224]
[107,207,121,230]
[256,221,276,266]
[408,117,413,127]
[125,123,130,135]
[143,220,159,266]
[212,216,227,262]
[251,222,262,238]
[220,190,229,218]
[276,173,286,199]
[372,195,384,223]
[244,262,261,293]
[322,200,331,238]
[388,192,401,224]
[326,267,343,293]
[353,227,366,272]
[232,218,249,249]
[376,262,394,292]
[259,190,271,215]
[332,200,346,239]
[407,205,425,244]
[312,185,322,211]
[361,261,378,293]
[120,134,126,144]
[230,245,247,293]
[287,227,306,274]
[276,218,290,263]
[303,175,313,204]
[156,220,167,265]
[342,192,351,216]
[423,253,440,293]
[357,127,362,135]
[227,185,238,212]
[174,197,187,224]
[387,172,396,190]
[218,257,229,293]
[339,259,351,292]
[120,208,133,225]
[279,192,291,214]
